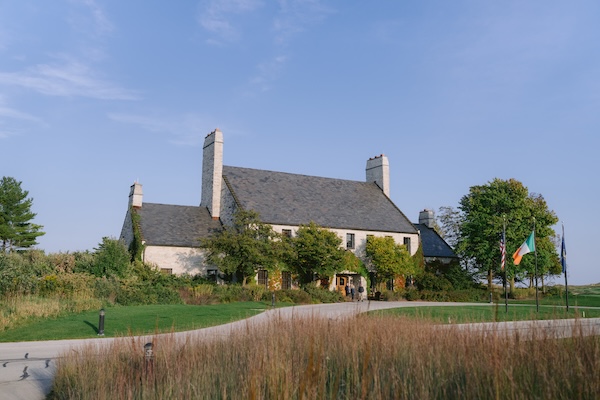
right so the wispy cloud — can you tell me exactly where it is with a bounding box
[108,112,213,146]
[198,0,264,44]
[248,55,288,92]
[0,95,44,139]
[273,0,334,45]
[0,58,138,100]
[248,1,333,92]
[68,0,115,37]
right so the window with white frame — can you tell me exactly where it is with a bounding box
[346,233,355,249]
[403,237,411,254]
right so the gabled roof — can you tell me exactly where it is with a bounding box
[223,166,417,234]
[137,203,222,247]
[414,223,458,259]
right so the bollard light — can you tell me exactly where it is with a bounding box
[98,309,105,336]
[271,292,275,308]
[144,342,154,360]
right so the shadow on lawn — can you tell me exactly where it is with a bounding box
[83,321,98,334]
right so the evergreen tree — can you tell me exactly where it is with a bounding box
[0,177,45,252]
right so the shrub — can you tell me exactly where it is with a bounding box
[302,283,345,303]
[419,290,450,302]
[114,278,182,306]
[39,273,96,299]
[381,289,404,301]
[276,289,312,304]
[0,251,52,295]
[404,287,420,301]
[545,285,564,297]
[511,287,537,300]
[91,237,131,278]
[416,272,453,292]
[446,288,487,302]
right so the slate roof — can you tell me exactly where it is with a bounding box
[223,166,417,234]
[137,203,222,247]
[414,223,458,259]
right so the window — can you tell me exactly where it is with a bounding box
[282,271,292,290]
[258,269,268,288]
[160,268,173,275]
[282,229,292,238]
[403,237,412,254]
[346,233,355,249]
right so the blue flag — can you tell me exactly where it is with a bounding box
[560,234,567,274]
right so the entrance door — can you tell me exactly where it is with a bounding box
[336,276,347,294]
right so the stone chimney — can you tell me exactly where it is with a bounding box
[419,209,435,229]
[129,182,143,209]
[201,129,224,220]
[366,154,390,197]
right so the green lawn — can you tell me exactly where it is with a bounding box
[370,304,600,324]
[512,293,600,308]
[0,302,269,342]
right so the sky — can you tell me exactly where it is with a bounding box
[1,1,599,285]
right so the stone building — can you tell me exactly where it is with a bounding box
[120,129,454,290]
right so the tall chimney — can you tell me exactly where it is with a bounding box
[129,182,143,208]
[201,129,224,220]
[366,154,390,197]
[419,209,435,229]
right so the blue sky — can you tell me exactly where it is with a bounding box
[1,1,598,285]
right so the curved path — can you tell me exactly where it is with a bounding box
[1,301,598,400]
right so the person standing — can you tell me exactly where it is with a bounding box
[350,283,356,301]
[358,284,365,301]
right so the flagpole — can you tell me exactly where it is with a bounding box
[533,218,539,313]
[563,224,569,312]
[503,216,508,313]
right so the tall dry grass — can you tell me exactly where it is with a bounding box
[50,315,599,400]
[0,294,102,332]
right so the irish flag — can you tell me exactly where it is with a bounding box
[513,231,535,265]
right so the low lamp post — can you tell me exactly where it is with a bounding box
[144,342,155,378]
[98,309,105,336]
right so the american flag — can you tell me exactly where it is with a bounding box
[500,232,506,270]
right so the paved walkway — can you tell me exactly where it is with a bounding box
[0,301,598,400]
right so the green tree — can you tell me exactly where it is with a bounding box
[365,236,416,285]
[0,177,45,252]
[457,178,559,291]
[287,222,346,285]
[91,237,131,278]
[437,206,462,249]
[200,210,282,285]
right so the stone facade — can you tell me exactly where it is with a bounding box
[142,245,208,275]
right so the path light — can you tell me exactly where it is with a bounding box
[98,309,105,336]
[144,342,154,360]
[144,342,155,379]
